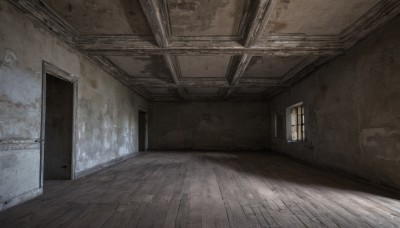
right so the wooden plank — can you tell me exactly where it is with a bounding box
[1,152,400,227]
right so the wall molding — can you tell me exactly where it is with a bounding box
[0,138,39,151]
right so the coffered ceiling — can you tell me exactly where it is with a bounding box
[9,0,400,101]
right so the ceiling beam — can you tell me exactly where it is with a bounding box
[90,56,151,99]
[340,0,400,49]
[128,77,283,88]
[163,54,187,99]
[243,0,278,47]
[7,0,79,47]
[140,0,188,99]
[225,54,253,98]
[239,78,286,87]
[77,36,343,56]
[139,0,169,48]
[281,55,320,82]
[285,56,334,86]
[129,80,219,88]
[229,55,254,85]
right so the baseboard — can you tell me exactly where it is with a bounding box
[74,152,140,179]
[146,149,269,152]
[0,188,43,212]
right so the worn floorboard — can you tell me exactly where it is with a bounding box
[1,151,400,228]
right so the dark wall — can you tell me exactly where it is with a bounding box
[269,15,400,189]
[149,101,270,151]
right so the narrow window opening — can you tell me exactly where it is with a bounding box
[139,111,147,151]
[272,112,279,138]
[287,103,305,142]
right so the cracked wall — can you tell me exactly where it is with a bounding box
[269,15,400,189]
[148,101,269,151]
[0,1,147,210]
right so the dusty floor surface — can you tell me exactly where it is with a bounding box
[1,151,400,228]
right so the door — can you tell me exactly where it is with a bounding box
[44,74,73,180]
[139,111,147,151]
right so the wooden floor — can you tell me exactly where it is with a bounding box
[1,152,400,228]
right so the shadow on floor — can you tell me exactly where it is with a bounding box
[194,151,400,200]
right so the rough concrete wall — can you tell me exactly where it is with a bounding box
[269,15,400,189]
[0,1,146,209]
[149,101,269,151]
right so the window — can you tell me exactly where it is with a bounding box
[286,103,305,142]
[272,112,278,138]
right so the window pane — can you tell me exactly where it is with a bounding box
[273,114,278,138]
[297,111,301,125]
[288,104,305,142]
[297,125,301,140]
[292,126,297,141]
[291,109,297,126]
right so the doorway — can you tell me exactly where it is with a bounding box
[139,111,147,151]
[43,74,73,180]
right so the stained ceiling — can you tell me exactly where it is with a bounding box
[10,0,400,101]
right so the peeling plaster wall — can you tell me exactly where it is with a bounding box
[269,15,400,189]
[0,1,146,209]
[149,102,269,151]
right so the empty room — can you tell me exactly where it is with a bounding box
[1,0,400,227]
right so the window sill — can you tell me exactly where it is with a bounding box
[287,140,306,144]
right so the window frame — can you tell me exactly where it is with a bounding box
[271,111,279,138]
[286,102,305,143]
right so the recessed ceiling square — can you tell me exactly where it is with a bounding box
[265,0,380,35]
[236,87,267,94]
[187,87,221,94]
[167,0,250,37]
[146,87,175,95]
[42,0,152,35]
[243,56,305,78]
[178,56,232,78]
[107,56,172,79]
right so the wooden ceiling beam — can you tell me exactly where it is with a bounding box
[128,78,283,88]
[139,0,169,48]
[163,53,186,99]
[340,0,400,49]
[139,0,188,99]
[243,0,278,47]
[224,54,253,98]
[77,36,343,56]
[90,56,152,99]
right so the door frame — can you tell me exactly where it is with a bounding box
[40,61,78,186]
[138,109,148,151]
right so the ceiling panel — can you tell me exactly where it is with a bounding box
[243,56,305,78]
[235,87,267,94]
[265,0,380,35]
[178,56,232,78]
[146,87,175,95]
[186,87,221,94]
[107,56,172,80]
[167,0,250,37]
[42,0,152,35]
